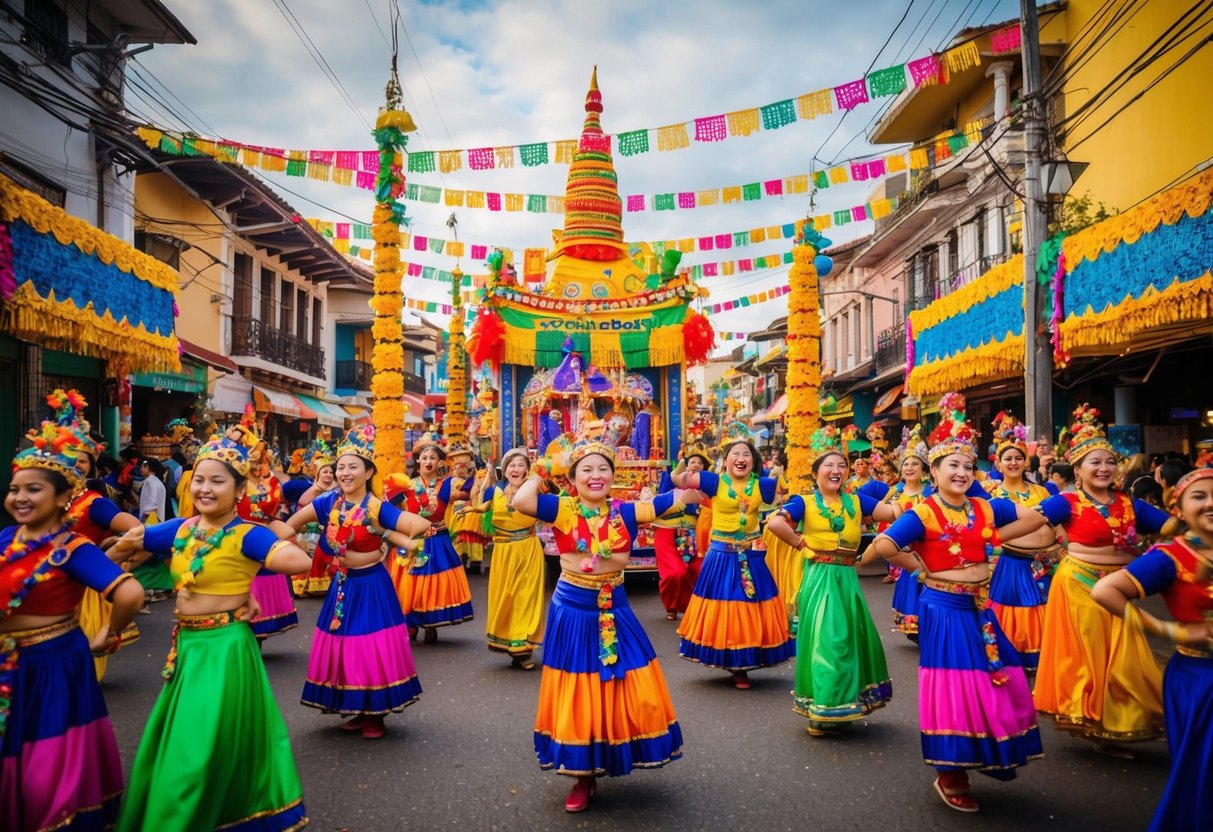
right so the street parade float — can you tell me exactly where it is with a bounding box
[466,68,715,567]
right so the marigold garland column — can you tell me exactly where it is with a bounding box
[369,69,416,476]
[785,225,828,493]
[444,266,468,447]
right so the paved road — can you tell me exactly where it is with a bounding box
[101,568,1167,831]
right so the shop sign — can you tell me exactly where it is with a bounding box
[132,361,206,393]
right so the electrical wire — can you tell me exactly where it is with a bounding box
[271,0,371,131]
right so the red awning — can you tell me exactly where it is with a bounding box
[424,393,446,407]
[179,337,238,373]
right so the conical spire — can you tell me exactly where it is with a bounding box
[556,66,625,261]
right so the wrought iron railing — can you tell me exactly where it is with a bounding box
[875,322,907,371]
[940,253,1009,296]
[231,316,326,379]
[335,360,371,390]
[403,370,425,395]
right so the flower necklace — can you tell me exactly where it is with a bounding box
[936,497,997,566]
[413,476,441,519]
[1077,487,1140,551]
[725,474,758,530]
[171,518,237,598]
[325,493,374,631]
[813,490,856,533]
[575,500,623,573]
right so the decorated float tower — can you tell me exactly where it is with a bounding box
[468,68,714,500]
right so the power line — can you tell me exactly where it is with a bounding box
[271,0,371,131]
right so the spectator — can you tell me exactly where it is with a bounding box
[1154,459,1192,507]
[139,458,168,522]
[1130,475,1164,508]
[1047,461,1075,493]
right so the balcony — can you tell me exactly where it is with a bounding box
[875,321,907,372]
[231,316,326,380]
[336,359,371,391]
[403,370,425,395]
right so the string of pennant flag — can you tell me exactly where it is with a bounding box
[131,33,1019,180]
[306,194,899,263]
[137,113,989,215]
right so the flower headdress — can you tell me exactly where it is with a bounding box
[681,444,712,467]
[194,435,251,479]
[308,438,336,474]
[166,417,194,445]
[927,392,976,463]
[807,425,845,467]
[47,388,104,461]
[445,439,474,460]
[991,410,1028,459]
[900,423,929,465]
[568,420,616,473]
[12,402,90,491]
[412,431,445,460]
[718,420,756,450]
[1065,403,1115,464]
[1169,467,1213,513]
[337,422,375,464]
[865,422,889,452]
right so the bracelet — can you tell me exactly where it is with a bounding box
[795,536,807,550]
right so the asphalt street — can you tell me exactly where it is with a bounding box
[100,567,1169,831]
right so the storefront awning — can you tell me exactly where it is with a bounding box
[821,394,855,422]
[210,373,252,413]
[253,384,314,419]
[294,393,347,428]
[342,404,370,423]
[179,337,238,373]
[750,393,788,425]
[873,383,905,415]
[132,359,207,393]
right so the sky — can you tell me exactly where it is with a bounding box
[135,0,1024,336]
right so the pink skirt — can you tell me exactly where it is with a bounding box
[249,571,299,639]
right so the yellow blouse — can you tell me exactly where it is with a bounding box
[801,494,864,552]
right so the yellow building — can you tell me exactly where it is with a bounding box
[1056,0,1213,211]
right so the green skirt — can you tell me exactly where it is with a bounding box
[117,620,308,831]
[133,558,174,592]
[792,561,893,723]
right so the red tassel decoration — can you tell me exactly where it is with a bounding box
[682,310,716,365]
[468,307,506,368]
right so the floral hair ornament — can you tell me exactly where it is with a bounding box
[336,422,383,497]
[445,439,474,460]
[46,389,105,464]
[12,413,88,492]
[568,420,617,474]
[1168,467,1213,513]
[900,423,929,465]
[927,392,977,463]
[865,422,889,453]
[681,444,712,468]
[992,411,1029,459]
[718,420,761,469]
[166,417,194,445]
[1064,403,1115,464]
[807,425,845,467]
[412,431,445,460]
[194,435,251,479]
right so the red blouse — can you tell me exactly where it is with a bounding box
[1125,539,1213,624]
[238,477,283,524]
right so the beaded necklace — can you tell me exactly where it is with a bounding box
[1077,487,1140,551]
[171,517,238,598]
[935,496,998,567]
[813,490,856,533]
[724,474,758,530]
[325,493,375,631]
[413,476,441,520]
[574,499,624,573]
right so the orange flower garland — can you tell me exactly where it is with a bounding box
[785,235,823,494]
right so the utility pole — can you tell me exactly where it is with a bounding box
[1021,0,1053,446]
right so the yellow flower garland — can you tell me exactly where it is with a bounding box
[370,193,406,472]
[907,333,1024,397]
[785,242,823,494]
[908,254,1023,335]
[1059,271,1213,355]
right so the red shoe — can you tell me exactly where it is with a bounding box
[732,670,751,690]
[564,777,596,813]
[933,775,979,813]
[361,716,386,740]
[338,715,365,732]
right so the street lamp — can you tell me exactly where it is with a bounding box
[1041,159,1088,198]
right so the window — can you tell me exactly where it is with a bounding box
[841,310,851,369]
[945,228,958,279]
[233,253,253,318]
[134,231,185,270]
[312,297,322,346]
[260,268,276,323]
[23,0,70,66]
[296,287,307,339]
[852,304,863,363]
[279,279,294,333]
[1,159,66,207]
[976,207,987,261]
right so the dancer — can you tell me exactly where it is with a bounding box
[1091,467,1213,831]
[766,426,896,734]
[983,412,1060,673]
[285,423,431,739]
[1034,404,1169,754]
[293,440,337,597]
[471,448,545,668]
[110,434,312,831]
[390,435,475,642]
[511,434,692,813]
[653,446,711,620]
[2,412,143,832]
[43,390,143,680]
[866,393,1049,813]
[453,459,491,575]
[233,419,299,641]
[671,422,794,690]
[883,425,931,641]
